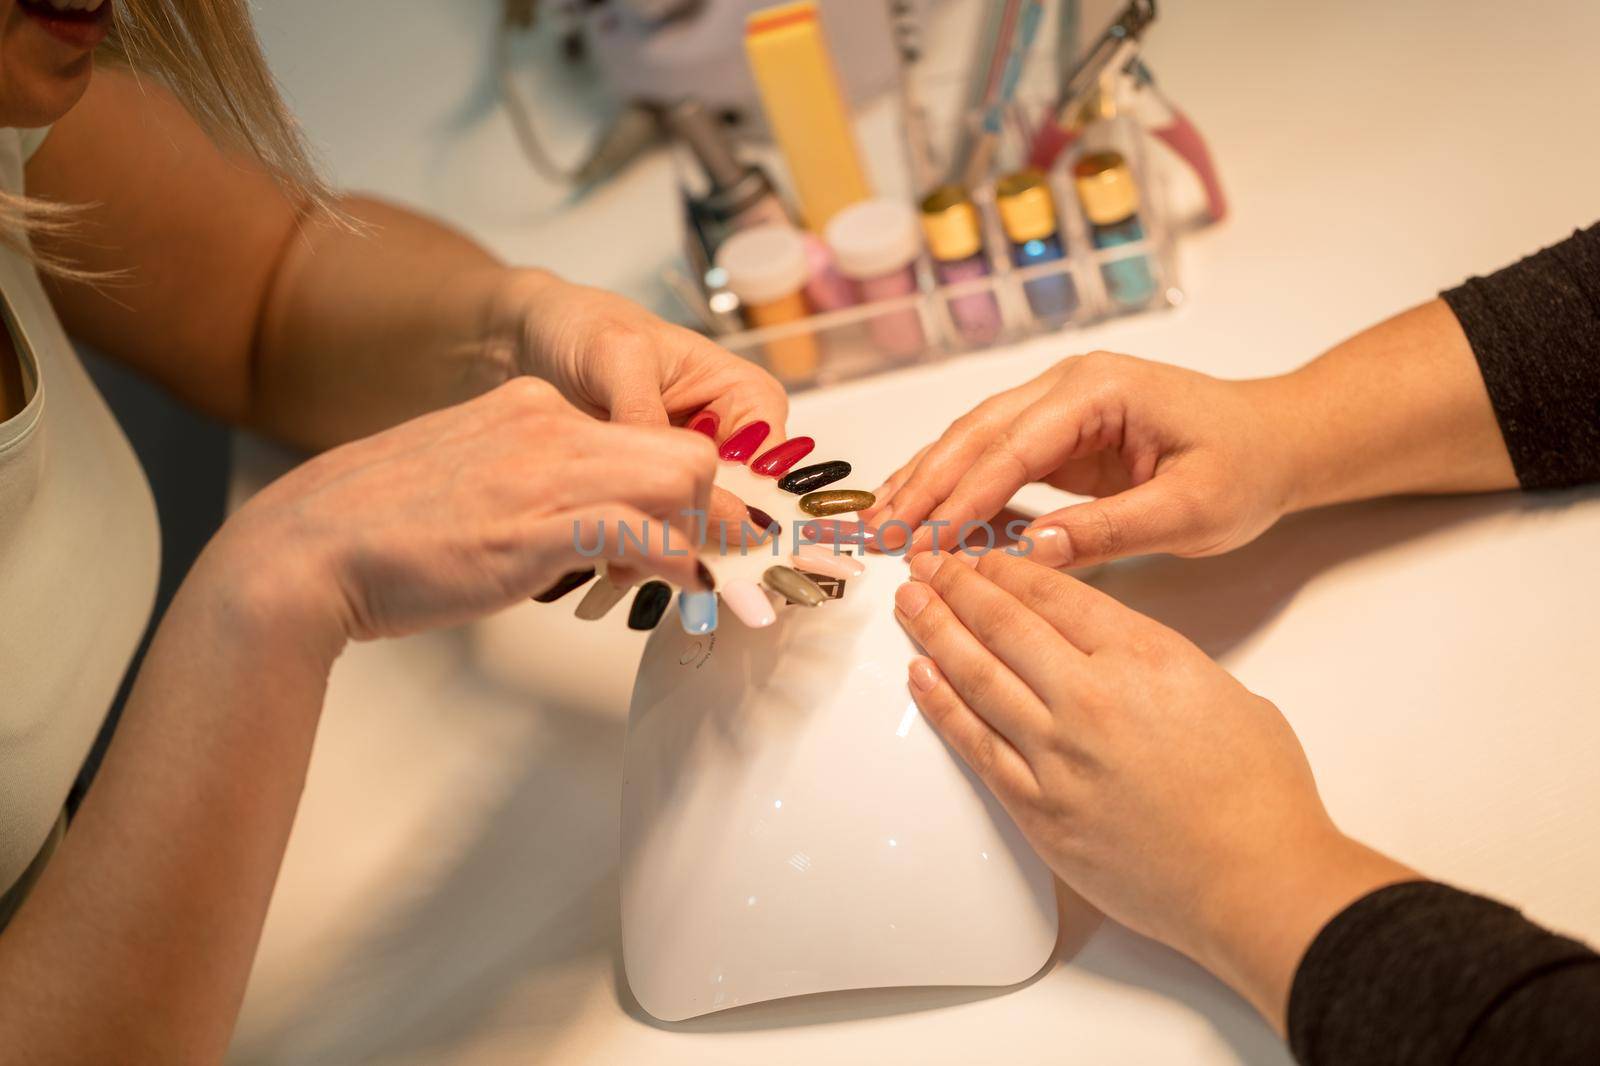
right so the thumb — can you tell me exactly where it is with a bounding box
[602,376,672,426]
[1019,481,1204,569]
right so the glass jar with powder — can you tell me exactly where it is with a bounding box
[823,199,928,360]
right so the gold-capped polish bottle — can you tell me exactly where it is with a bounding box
[995,168,1078,324]
[1073,150,1158,309]
[920,185,1002,346]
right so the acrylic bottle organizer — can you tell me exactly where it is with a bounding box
[675,105,1183,391]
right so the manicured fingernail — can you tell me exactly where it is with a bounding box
[778,460,851,494]
[895,581,931,618]
[534,568,596,602]
[799,489,876,517]
[908,552,942,581]
[628,581,673,629]
[574,575,629,620]
[791,546,865,579]
[678,589,718,634]
[798,520,876,549]
[719,421,770,462]
[1025,525,1070,567]
[764,565,826,607]
[688,410,719,439]
[695,560,717,591]
[723,579,777,628]
[752,436,815,477]
[747,505,780,538]
[909,656,939,692]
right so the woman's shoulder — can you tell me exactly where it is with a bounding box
[0,126,51,192]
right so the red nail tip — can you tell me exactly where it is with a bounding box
[751,436,816,477]
[688,411,719,439]
[718,421,771,462]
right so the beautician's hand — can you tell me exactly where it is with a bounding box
[864,352,1294,565]
[894,550,1414,1028]
[214,377,716,641]
[503,270,789,438]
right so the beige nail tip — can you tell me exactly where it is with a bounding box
[723,580,778,628]
[763,565,826,607]
[790,548,865,579]
[574,576,630,620]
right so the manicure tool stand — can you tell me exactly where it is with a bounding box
[619,466,1057,1021]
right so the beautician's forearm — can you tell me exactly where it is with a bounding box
[250,196,525,449]
[1258,298,1518,513]
[0,542,341,1064]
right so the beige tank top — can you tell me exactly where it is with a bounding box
[0,127,159,894]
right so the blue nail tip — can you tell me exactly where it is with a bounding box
[678,589,719,635]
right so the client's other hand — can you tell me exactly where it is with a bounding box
[892,550,1413,1028]
[863,352,1296,567]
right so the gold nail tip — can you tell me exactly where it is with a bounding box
[797,489,877,517]
[763,565,826,606]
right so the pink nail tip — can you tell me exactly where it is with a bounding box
[722,579,777,628]
[688,411,720,439]
[797,520,877,548]
[751,436,816,476]
[718,421,771,462]
[793,545,866,578]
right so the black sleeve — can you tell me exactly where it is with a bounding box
[1440,223,1600,490]
[1288,880,1600,1066]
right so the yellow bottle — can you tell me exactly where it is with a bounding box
[744,2,872,232]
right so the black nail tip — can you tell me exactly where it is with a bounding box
[746,505,780,535]
[695,560,717,591]
[778,460,852,494]
[533,568,597,603]
[628,581,673,630]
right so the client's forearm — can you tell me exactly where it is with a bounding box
[0,541,341,1065]
[1260,298,1517,513]
[251,195,525,449]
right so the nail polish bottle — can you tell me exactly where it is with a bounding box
[823,198,927,361]
[995,168,1078,326]
[1073,150,1158,309]
[666,99,794,257]
[919,184,1002,347]
[715,224,820,386]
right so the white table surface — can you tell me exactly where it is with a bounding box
[231,2,1600,1063]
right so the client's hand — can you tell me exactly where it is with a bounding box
[863,352,1297,566]
[893,550,1413,1030]
[216,377,717,643]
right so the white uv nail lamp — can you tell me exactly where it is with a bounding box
[620,465,1058,1022]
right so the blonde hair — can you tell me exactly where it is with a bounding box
[4,0,333,267]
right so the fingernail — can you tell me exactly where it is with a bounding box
[678,589,719,634]
[798,520,875,549]
[1026,525,1070,567]
[791,546,865,579]
[763,565,826,607]
[909,656,939,692]
[723,579,777,628]
[895,581,931,618]
[746,505,780,538]
[719,421,771,462]
[798,489,876,517]
[778,460,851,494]
[751,436,815,477]
[908,552,942,582]
[695,560,717,591]
[574,576,629,620]
[688,410,719,439]
[534,568,596,603]
[628,581,673,630]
